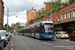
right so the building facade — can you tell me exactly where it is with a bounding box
[28,3,75,34]
[27,7,39,25]
[44,2,54,12]
[0,0,4,29]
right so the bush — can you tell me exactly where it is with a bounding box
[34,17,40,21]
[63,2,68,6]
[46,12,50,15]
[69,0,75,4]
[40,14,46,18]
[28,20,33,23]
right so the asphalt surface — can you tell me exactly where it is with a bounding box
[7,35,75,50]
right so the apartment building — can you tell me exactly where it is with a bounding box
[44,2,54,12]
[27,7,39,25]
[0,0,4,29]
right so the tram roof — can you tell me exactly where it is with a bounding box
[24,21,53,28]
[19,21,53,31]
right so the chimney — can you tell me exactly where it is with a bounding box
[32,7,33,10]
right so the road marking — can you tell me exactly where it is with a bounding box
[11,44,13,46]
[43,42,52,46]
[11,48,13,50]
[11,41,13,46]
[19,39,31,50]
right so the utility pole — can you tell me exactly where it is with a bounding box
[50,7,52,21]
[7,8,9,32]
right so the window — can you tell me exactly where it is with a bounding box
[61,14,64,20]
[65,13,67,19]
[54,17,55,22]
[69,11,71,18]
[29,13,31,19]
[35,26,43,33]
[0,2,1,6]
[73,10,75,17]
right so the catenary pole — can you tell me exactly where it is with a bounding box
[7,8,9,32]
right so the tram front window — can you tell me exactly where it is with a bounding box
[44,24,54,34]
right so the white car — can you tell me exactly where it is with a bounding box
[8,32,11,37]
[0,35,4,50]
[0,30,9,47]
[6,32,10,41]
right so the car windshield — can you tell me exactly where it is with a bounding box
[0,32,5,36]
[72,32,75,34]
[61,32,68,34]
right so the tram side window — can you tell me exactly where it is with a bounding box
[25,28,31,33]
[32,28,34,33]
[35,26,43,33]
[24,29,26,33]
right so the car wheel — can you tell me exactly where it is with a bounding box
[4,42,6,47]
[60,37,62,39]
[69,37,72,41]
[2,48,4,50]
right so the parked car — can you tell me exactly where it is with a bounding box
[0,30,9,47]
[8,32,11,37]
[55,31,69,39]
[6,32,10,41]
[0,36,4,50]
[69,31,75,41]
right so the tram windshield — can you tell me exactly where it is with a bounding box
[44,24,54,34]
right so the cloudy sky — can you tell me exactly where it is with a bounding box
[3,0,52,26]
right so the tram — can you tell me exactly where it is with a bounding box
[18,21,55,39]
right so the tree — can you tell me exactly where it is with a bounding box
[3,24,11,30]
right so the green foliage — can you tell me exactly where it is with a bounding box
[63,2,68,6]
[28,19,34,23]
[69,0,75,4]
[52,1,69,13]
[3,24,11,30]
[34,17,40,21]
[52,1,61,13]
[45,12,50,15]
[40,14,46,18]
[4,22,25,33]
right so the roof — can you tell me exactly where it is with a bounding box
[44,2,54,4]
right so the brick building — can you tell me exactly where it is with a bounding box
[0,0,4,29]
[28,3,75,34]
[44,2,53,12]
[27,7,39,25]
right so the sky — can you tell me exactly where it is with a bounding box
[3,0,52,26]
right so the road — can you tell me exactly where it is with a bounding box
[5,35,75,50]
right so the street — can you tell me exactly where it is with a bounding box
[4,35,75,50]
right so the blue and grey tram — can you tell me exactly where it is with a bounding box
[18,21,55,39]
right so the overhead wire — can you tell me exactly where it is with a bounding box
[6,0,34,17]
[23,0,29,10]
[27,0,34,9]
